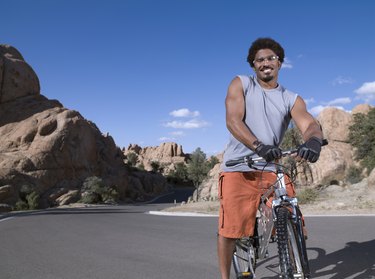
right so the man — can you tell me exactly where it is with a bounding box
[218,37,323,279]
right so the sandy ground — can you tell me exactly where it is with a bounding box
[52,179,375,216]
[162,181,375,216]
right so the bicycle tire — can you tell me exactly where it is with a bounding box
[232,238,256,279]
[276,206,310,279]
[295,206,310,276]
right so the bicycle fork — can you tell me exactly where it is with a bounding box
[272,170,299,222]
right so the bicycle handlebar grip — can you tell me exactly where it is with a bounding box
[225,159,244,167]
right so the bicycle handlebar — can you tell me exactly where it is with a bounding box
[225,139,328,167]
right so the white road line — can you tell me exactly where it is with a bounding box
[305,214,375,217]
[0,217,14,222]
[148,211,218,217]
[148,211,375,218]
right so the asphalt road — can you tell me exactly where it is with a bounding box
[1,205,374,279]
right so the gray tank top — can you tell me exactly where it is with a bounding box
[221,75,298,172]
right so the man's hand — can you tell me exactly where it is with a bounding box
[255,144,282,162]
[297,137,322,163]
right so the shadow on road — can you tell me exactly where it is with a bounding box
[246,240,375,279]
[309,239,375,278]
[148,187,195,204]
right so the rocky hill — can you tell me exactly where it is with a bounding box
[0,45,171,211]
[124,142,187,174]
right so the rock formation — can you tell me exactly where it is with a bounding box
[0,45,131,208]
[0,45,170,209]
[302,107,355,185]
[124,142,187,174]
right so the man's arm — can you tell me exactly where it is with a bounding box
[291,96,323,140]
[225,77,258,150]
[291,96,323,162]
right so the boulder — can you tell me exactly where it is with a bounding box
[124,142,187,174]
[317,107,352,143]
[368,168,375,189]
[0,44,40,103]
[195,163,221,201]
[0,92,130,208]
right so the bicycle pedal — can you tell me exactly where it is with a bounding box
[237,271,254,279]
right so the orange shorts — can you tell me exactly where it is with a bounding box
[218,171,295,239]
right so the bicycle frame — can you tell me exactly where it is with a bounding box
[229,141,328,278]
[255,157,300,260]
[230,152,301,279]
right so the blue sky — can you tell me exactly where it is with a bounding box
[2,0,375,155]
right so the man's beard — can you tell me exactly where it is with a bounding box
[258,66,275,83]
[260,74,274,82]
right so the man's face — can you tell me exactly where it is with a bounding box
[253,49,281,83]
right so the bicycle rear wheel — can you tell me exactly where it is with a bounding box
[276,206,310,279]
[232,237,256,279]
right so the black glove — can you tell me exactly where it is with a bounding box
[255,144,282,162]
[297,137,322,163]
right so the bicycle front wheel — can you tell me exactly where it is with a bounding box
[276,206,310,279]
[232,238,256,279]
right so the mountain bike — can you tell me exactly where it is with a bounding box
[225,140,327,279]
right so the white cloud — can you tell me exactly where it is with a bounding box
[324,97,351,106]
[332,76,354,86]
[163,119,209,129]
[158,131,185,142]
[354,81,375,102]
[169,108,200,118]
[158,137,175,141]
[281,57,293,69]
[304,98,315,105]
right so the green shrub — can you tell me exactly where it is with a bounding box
[137,163,145,171]
[80,192,102,204]
[280,123,303,150]
[101,188,119,203]
[14,185,40,211]
[207,156,220,169]
[348,108,375,174]
[14,200,29,211]
[346,166,363,184]
[297,188,319,204]
[187,147,210,187]
[167,162,189,184]
[126,152,138,167]
[150,161,161,173]
[26,191,40,210]
[80,176,119,204]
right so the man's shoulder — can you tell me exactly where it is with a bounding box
[280,86,298,98]
[236,75,256,94]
